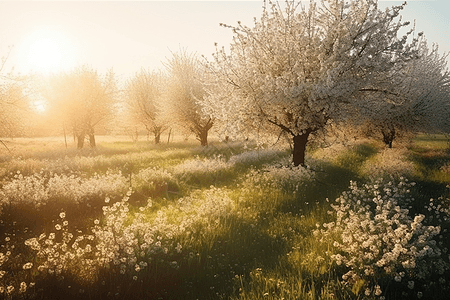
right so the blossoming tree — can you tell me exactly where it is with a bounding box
[0,81,28,139]
[204,0,422,166]
[354,40,450,147]
[44,66,117,148]
[126,70,169,144]
[0,51,29,141]
[165,50,213,146]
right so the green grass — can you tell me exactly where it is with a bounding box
[0,135,449,299]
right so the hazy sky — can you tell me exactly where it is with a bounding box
[0,1,448,80]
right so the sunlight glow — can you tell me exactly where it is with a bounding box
[33,100,47,113]
[17,28,77,74]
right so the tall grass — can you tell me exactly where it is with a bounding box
[0,136,449,299]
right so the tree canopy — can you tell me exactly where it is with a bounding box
[126,70,169,144]
[204,0,430,166]
[0,50,30,140]
[165,50,214,146]
[354,40,450,147]
[43,66,117,148]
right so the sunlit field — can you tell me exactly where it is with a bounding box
[0,135,449,300]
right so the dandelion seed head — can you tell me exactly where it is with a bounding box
[23,262,33,270]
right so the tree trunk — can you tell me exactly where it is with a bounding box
[63,125,67,149]
[154,131,161,144]
[167,128,172,144]
[196,118,213,146]
[76,133,85,149]
[382,125,395,148]
[89,134,96,148]
[84,125,96,148]
[199,129,208,146]
[292,131,311,167]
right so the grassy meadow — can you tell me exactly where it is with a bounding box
[0,134,449,300]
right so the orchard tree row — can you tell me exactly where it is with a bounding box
[0,52,212,149]
[0,0,449,166]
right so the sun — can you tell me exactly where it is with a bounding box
[33,100,47,113]
[17,28,77,74]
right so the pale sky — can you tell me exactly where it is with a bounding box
[0,1,448,80]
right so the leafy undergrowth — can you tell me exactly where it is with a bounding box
[0,136,449,299]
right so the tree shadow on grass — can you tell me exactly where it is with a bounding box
[17,212,287,300]
[408,146,450,178]
[278,143,379,216]
[173,215,288,300]
[405,145,450,218]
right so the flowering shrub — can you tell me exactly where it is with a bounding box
[23,186,236,295]
[131,166,178,197]
[241,160,314,194]
[426,190,450,224]
[25,212,98,281]
[135,167,174,185]
[0,147,194,179]
[0,171,48,210]
[228,149,286,167]
[47,171,128,204]
[91,186,235,273]
[1,157,48,178]
[317,178,450,298]
[0,171,128,211]
[172,155,232,177]
[0,234,36,298]
[91,190,182,276]
[172,148,286,176]
[176,186,236,226]
[360,147,416,178]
